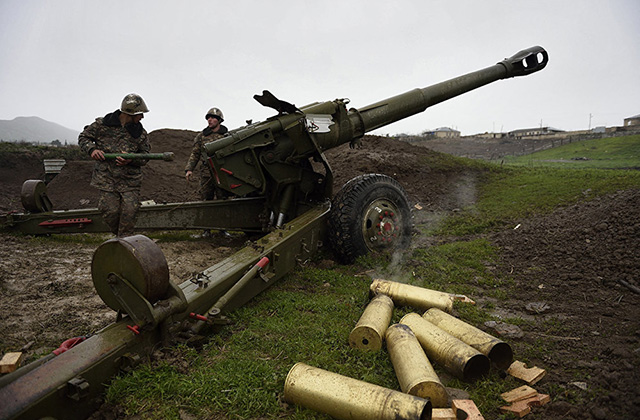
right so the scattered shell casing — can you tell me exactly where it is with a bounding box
[422,308,514,370]
[284,362,432,420]
[400,313,490,381]
[386,323,450,407]
[370,279,454,312]
[349,293,394,351]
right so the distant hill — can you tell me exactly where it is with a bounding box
[0,116,80,144]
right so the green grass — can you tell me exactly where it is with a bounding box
[501,134,640,168]
[437,166,640,235]
[409,238,505,295]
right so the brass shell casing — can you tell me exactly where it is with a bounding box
[349,294,394,351]
[284,363,432,420]
[370,279,454,313]
[422,308,514,370]
[400,313,490,381]
[386,324,450,407]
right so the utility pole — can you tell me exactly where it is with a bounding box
[589,113,592,130]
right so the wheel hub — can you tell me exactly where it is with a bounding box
[363,199,402,251]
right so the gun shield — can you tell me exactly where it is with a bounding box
[284,362,432,420]
[422,308,513,370]
[386,324,450,407]
[400,313,490,381]
[370,279,454,312]
[349,293,394,351]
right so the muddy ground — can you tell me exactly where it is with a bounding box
[0,131,639,419]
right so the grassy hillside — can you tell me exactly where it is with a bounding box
[438,165,640,235]
[501,134,640,169]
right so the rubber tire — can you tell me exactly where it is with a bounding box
[329,174,412,264]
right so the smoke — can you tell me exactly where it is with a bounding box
[367,172,479,285]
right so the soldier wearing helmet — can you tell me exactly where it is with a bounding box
[184,107,229,238]
[120,93,150,115]
[185,106,228,194]
[78,93,151,237]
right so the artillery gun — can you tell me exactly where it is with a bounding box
[0,47,547,419]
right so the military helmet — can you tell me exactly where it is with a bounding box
[120,93,149,115]
[205,107,224,122]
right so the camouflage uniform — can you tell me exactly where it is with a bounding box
[79,110,150,236]
[184,125,228,200]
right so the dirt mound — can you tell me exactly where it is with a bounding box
[0,150,44,212]
[491,189,640,419]
[327,136,468,209]
[0,132,473,213]
[0,129,202,212]
[45,129,201,210]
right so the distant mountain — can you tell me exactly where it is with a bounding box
[0,116,80,143]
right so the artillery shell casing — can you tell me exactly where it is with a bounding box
[284,362,432,420]
[422,308,514,370]
[349,293,394,351]
[386,323,450,407]
[370,278,454,312]
[400,313,490,381]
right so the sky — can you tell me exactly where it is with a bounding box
[0,1,639,141]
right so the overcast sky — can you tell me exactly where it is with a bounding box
[1,1,638,141]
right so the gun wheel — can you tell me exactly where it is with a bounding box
[329,174,412,263]
[91,234,170,312]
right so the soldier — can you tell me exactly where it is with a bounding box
[78,93,151,237]
[185,107,229,238]
[184,107,228,198]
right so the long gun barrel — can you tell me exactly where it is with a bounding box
[103,152,174,161]
[351,46,548,135]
